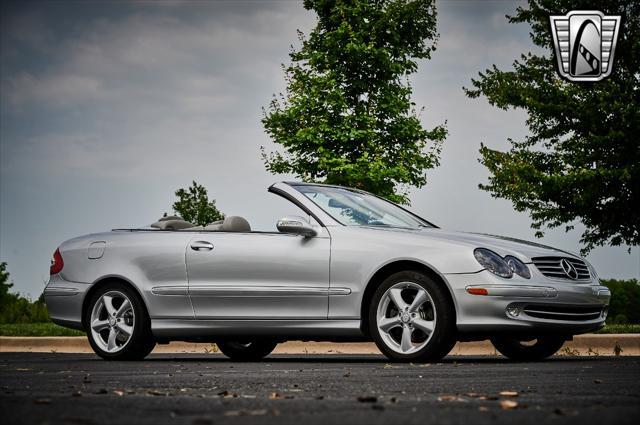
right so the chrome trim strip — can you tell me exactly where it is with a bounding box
[465,285,557,298]
[151,286,189,296]
[329,287,352,296]
[522,309,600,317]
[187,286,351,297]
[43,287,80,296]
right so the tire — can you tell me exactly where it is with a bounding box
[217,340,278,361]
[84,282,156,360]
[491,336,566,361]
[369,271,456,362]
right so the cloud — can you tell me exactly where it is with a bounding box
[1,2,314,181]
[4,73,107,109]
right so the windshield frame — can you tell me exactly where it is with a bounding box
[290,183,438,229]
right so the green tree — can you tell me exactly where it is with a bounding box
[0,262,15,306]
[172,181,224,226]
[262,0,447,204]
[465,0,639,254]
[601,279,640,324]
[0,262,49,323]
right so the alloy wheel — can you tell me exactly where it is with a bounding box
[376,281,437,354]
[90,290,135,353]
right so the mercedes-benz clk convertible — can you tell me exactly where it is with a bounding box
[44,182,611,362]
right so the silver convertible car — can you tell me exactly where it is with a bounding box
[45,182,611,362]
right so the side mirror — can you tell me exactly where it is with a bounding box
[276,216,318,237]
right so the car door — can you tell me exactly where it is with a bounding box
[185,230,330,319]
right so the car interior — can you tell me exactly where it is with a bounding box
[150,215,252,232]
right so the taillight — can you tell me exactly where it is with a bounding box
[50,248,64,275]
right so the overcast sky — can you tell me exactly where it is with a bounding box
[1,0,638,298]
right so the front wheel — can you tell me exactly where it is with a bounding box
[217,340,278,361]
[491,336,566,361]
[85,282,156,360]
[369,271,456,362]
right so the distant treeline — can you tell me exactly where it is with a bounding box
[0,262,49,323]
[601,279,640,324]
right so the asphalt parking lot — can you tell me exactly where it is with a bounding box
[1,353,638,425]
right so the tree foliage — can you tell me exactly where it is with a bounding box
[601,279,640,324]
[465,0,639,254]
[0,262,49,324]
[0,262,13,305]
[262,0,447,204]
[172,181,224,226]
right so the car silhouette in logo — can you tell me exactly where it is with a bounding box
[550,10,621,82]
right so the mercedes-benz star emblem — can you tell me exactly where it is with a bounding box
[560,259,579,280]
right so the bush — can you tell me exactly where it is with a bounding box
[601,279,640,324]
[0,296,50,323]
[0,262,50,324]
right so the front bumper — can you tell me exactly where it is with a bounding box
[445,270,610,337]
[43,274,91,331]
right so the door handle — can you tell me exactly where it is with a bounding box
[190,241,214,251]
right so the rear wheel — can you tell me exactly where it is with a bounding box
[85,282,156,360]
[491,336,566,361]
[369,271,456,362]
[217,340,278,361]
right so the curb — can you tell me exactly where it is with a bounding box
[1,334,638,356]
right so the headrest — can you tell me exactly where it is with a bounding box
[158,215,182,222]
[221,216,251,232]
[151,218,195,230]
[203,216,251,232]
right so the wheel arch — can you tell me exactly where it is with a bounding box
[359,260,457,337]
[81,275,149,329]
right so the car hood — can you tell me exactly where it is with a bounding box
[375,227,581,262]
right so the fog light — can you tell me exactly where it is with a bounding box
[601,308,608,318]
[506,306,520,318]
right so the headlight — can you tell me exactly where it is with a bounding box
[504,256,531,279]
[474,248,513,278]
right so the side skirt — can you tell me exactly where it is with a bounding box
[151,318,364,341]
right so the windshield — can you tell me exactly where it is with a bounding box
[296,185,433,228]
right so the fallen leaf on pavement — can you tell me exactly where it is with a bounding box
[500,400,519,410]
[465,392,485,398]
[438,395,462,402]
[499,391,519,397]
[217,390,237,398]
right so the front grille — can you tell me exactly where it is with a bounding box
[523,304,603,321]
[531,256,591,281]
